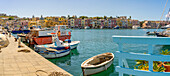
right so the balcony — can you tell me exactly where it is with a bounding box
[112,36,170,76]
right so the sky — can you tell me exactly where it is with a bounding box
[0,0,169,21]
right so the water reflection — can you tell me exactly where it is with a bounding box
[48,49,79,66]
[161,45,170,50]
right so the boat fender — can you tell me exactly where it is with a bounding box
[65,46,70,49]
[27,39,29,43]
[68,40,71,43]
[68,31,71,35]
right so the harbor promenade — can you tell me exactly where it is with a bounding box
[0,34,72,76]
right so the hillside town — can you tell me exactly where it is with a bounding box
[0,13,169,29]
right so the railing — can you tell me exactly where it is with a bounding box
[112,36,170,76]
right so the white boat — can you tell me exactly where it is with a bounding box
[39,46,71,58]
[84,26,90,29]
[34,41,80,52]
[132,25,141,29]
[161,24,170,29]
[63,41,80,49]
[34,27,80,52]
[81,52,114,76]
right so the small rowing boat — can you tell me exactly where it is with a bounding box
[81,52,114,76]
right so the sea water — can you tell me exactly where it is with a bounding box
[12,29,170,76]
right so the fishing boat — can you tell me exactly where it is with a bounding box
[26,25,71,45]
[39,46,71,58]
[81,52,114,76]
[156,28,170,37]
[161,24,170,29]
[34,32,80,52]
[34,40,80,52]
[114,25,119,29]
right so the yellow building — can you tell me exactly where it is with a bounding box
[58,17,65,21]
[0,19,4,25]
[116,19,122,27]
[58,17,68,25]
[28,21,37,27]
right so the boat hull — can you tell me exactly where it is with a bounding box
[82,59,113,75]
[70,44,78,49]
[30,35,71,45]
[58,35,71,41]
[40,49,70,59]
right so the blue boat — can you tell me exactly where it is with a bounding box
[23,30,30,34]
[12,30,23,34]
[39,46,71,58]
[114,25,119,29]
[12,30,30,34]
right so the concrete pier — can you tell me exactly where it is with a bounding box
[0,34,72,76]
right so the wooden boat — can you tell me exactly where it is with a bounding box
[81,52,114,76]
[39,46,71,59]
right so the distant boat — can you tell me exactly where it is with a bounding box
[146,31,157,35]
[81,52,114,76]
[84,26,90,29]
[12,30,30,34]
[100,26,104,29]
[161,24,170,29]
[132,25,141,29]
[114,25,119,29]
[156,28,170,37]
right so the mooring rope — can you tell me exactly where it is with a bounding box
[36,69,70,76]
[79,71,83,76]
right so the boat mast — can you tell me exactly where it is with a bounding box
[156,0,168,30]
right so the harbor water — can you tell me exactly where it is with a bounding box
[13,29,170,76]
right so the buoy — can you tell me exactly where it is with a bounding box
[51,33,55,34]
[68,31,71,35]
[68,40,71,43]
[65,46,70,49]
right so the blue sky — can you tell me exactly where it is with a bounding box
[0,0,169,21]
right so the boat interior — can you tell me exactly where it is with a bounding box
[87,53,113,65]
